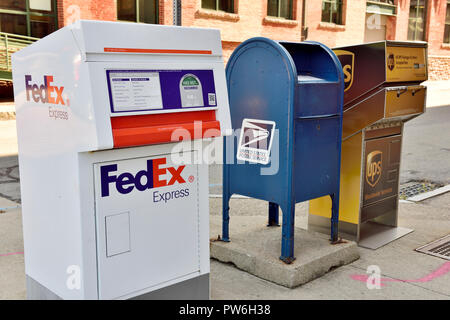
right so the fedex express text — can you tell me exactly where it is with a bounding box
[100,157,191,203]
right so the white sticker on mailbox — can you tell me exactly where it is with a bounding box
[237,119,276,165]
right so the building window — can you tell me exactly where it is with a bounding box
[408,0,427,41]
[444,1,450,43]
[368,0,394,4]
[366,0,396,16]
[117,0,159,24]
[0,0,57,38]
[322,0,343,25]
[202,0,234,13]
[267,0,293,20]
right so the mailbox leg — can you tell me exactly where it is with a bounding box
[222,137,234,242]
[330,193,339,243]
[280,202,296,264]
[222,192,231,242]
[222,135,231,242]
[268,202,280,226]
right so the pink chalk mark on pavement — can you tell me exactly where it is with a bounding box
[0,251,24,257]
[351,262,450,286]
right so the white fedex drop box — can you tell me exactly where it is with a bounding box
[12,20,231,300]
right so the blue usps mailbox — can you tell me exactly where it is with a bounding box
[222,38,344,263]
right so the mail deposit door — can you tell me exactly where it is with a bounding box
[361,129,402,223]
[93,151,200,300]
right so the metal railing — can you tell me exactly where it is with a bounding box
[0,32,39,80]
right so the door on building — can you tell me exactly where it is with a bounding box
[0,0,58,38]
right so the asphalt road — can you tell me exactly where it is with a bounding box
[401,105,450,185]
[0,105,449,203]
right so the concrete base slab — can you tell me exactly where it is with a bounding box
[210,226,359,288]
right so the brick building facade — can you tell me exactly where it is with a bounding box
[2,0,450,84]
[53,0,450,81]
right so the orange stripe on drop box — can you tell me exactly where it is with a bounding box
[111,110,221,148]
[104,48,212,55]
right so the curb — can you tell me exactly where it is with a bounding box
[407,184,450,202]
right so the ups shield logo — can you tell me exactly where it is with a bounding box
[366,151,382,188]
[387,53,395,71]
[334,50,354,92]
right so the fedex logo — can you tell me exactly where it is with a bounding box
[100,157,186,197]
[25,75,66,105]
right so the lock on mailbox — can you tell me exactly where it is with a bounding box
[222,38,344,263]
[13,20,231,299]
[309,41,428,249]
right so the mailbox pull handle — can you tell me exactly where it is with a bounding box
[396,88,408,98]
[297,114,341,120]
[411,88,422,96]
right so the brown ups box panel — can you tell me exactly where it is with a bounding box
[334,41,427,108]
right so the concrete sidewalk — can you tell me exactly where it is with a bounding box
[0,193,449,299]
[0,197,24,300]
[424,80,450,108]
[209,196,450,299]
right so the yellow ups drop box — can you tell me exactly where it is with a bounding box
[309,41,427,249]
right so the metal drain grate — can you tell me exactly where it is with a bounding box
[399,181,441,200]
[416,235,450,260]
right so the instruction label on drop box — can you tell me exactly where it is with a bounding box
[106,69,217,113]
[108,71,163,112]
